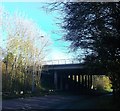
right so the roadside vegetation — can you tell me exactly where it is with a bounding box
[1,7,50,99]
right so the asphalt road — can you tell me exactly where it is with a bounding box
[2,94,119,110]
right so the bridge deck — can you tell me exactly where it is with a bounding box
[43,63,85,70]
[42,63,105,75]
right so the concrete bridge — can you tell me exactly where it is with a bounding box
[41,59,104,92]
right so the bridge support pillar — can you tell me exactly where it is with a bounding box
[88,75,90,89]
[85,75,87,87]
[82,75,84,86]
[74,75,77,89]
[78,75,80,85]
[60,74,63,90]
[90,75,93,89]
[54,71,58,90]
[69,75,73,90]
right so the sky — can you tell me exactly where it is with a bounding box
[1,2,74,61]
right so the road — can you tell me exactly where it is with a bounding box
[2,94,119,110]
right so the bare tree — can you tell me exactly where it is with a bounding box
[1,9,50,93]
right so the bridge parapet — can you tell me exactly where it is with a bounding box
[43,58,84,65]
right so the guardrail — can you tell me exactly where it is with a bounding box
[43,58,84,65]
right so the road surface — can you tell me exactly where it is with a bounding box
[2,94,119,110]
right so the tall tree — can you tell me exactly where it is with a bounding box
[61,2,120,99]
[1,8,50,93]
[47,2,120,99]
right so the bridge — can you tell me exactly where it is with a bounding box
[41,59,105,92]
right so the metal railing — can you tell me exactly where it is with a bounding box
[43,58,84,65]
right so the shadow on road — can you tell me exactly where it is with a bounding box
[2,91,119,110]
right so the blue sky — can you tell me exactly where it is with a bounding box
[1,2,73,60]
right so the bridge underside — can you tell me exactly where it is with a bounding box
[41,67,105,92]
